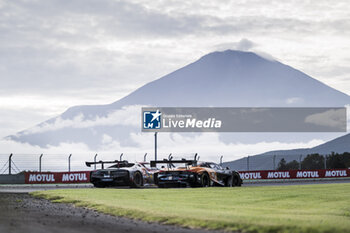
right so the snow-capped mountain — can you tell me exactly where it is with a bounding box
[8,50,350,148]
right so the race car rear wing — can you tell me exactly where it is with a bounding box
[85,160,129,169]
[150,159,197,168]
[150,153,199,168]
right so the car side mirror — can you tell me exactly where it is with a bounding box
[226,167,230,170]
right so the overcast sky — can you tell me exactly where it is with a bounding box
[0,0,350,138]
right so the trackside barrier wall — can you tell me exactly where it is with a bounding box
[239,169,350,180]
[24,171,91,184]
[2,169,349,184]
[0,174,25,184]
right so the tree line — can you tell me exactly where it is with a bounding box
[277,152,350,170]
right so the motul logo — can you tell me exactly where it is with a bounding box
[29,174,55,182]
[267,171,290,179]
[296,171,319,178]
[240,172,262,179]
[62,173,88,182]
[325,170,347,177]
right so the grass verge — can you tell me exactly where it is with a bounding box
[31,183,350,233]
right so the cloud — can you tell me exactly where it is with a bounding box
[22,105,143,135]
[214,38,256,51]
[0,132,325,173]
[236,38,255,51]
[305,109,347,130]
[2,1,350,99]
[0,0,350,147]
[286,97,303,104]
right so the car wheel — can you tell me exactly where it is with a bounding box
[232,176,241,187]
[131,172,143,188]
[236,177,242,187]
[153,173,159,185]
[201,173,210,187]
[226,175,233,187]
[232,176,238,187]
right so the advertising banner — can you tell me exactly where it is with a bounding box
[239,169,350,180]
[25,171,91,184]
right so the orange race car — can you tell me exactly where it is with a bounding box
[151,155,242,188]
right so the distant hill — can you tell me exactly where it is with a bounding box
[223,133,350,171]
[8,50,350,148]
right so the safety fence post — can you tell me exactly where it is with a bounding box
[154,132,158,161]
[68,154,72,172]
[9,153,13,175]
[94,154,98,170]
[39,154,43,172]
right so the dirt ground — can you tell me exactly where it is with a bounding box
[0,193,224,233]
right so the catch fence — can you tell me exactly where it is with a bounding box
[0,153,150,174]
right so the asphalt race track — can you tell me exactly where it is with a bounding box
[1,179,349,233]
[1,178,350,194]
[0,184,94,193]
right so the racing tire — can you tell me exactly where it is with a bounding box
[237,177,242,187]
[131,172,143,188]
[232,176,242,187]
[201,173,210,187]
[225,175,233,187]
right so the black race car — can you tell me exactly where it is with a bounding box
[152,156,242,188]
[86,160,156,188]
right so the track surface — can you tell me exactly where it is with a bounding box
[0,193,224,233]
[1,179,349,193]
[0,184,94,193]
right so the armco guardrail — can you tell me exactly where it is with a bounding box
[239,169,350,180]
[24,171,91,184]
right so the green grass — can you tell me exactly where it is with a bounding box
[31,184,350,233]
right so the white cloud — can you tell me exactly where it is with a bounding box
[305,109,346,130]
[286,97,303,104]
[0,0,349,148]
[214,38,256,51]
[23,105,143,135]
[130,132,324,162]
[346,104,350,131]
[236,38,255,51]
[0,132,325,173]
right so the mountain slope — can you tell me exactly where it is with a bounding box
[223,133,350,171]
[8,50,350,148]
[62,50,349,119]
